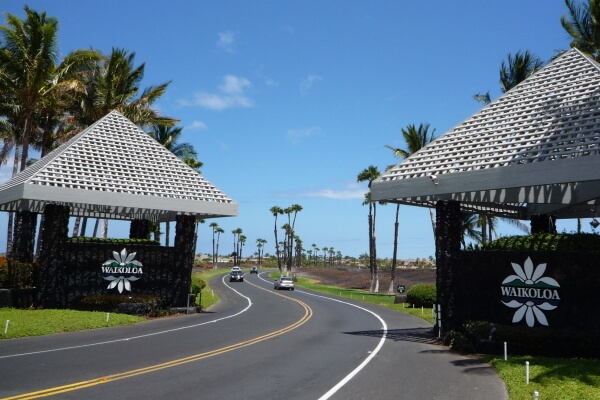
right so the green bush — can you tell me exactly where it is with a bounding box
[68,237,160,245]
[482,232,600,251]
[461,320,600,358]
[71,293,160,314]
[406,283,436,307]
[6,259,37,288]
[449,332,476,354]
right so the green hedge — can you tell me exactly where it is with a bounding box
[71,293,161,315]
[0,259,37,288]
[68,237,160,245]
[406,283,436,307]
[482,232,600,251]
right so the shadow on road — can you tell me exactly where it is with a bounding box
[343,327,442,345]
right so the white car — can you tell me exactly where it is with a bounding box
[274,277,294,290]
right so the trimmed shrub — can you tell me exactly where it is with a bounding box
[449,332,476,354]
[71,293,160,315]
[406,283,436,307]
[482,232,600,251]
[6,259,37,288]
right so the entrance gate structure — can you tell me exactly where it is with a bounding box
[0,111,238,307]
[371,49,600,343]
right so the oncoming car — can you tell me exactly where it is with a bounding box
[274,276,294,290]
[250,266,258,274]
[230,270,244,282]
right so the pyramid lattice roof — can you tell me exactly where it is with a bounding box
[372,48,600,220]
[0,110,238,221]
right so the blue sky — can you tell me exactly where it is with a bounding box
[0,1,586,259]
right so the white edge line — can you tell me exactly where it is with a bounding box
[257,274,388,399]
[0,275,252,359]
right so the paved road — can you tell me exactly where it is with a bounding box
[0,271,507,399]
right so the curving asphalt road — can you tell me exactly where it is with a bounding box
[0,271,507,399]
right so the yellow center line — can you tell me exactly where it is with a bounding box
[2,279,312,400]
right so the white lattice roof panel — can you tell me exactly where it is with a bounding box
[0,111,238,221]
[372,49,600,219]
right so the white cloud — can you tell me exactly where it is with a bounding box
[300,74,323,94]
[182,75,254,111]
[189,121,207,130]
[288,183,366,200]
[217,31,236,53]
[286,127,320,144]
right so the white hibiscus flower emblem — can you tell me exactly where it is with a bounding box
[501,257,560,327]
[102,248,143,293]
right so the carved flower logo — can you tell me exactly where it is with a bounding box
[501,257,560,327]
[101,248,143,293]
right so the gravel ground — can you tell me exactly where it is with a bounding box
[295,266,435,293]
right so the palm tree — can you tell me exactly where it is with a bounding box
[461,213,483,249]
[384,123,437,292]
[0,7,100,254]
[232,228,242,266]
[149,124,200,245]
[270,206,284,273]
[210,222,220,268]
[215,226,224,268]
[256,238,267,267]
[68,47,177,238]
[500,51,544,93]
[283,204,302,274]
[357,165,381,293]
[148,125,197,159]
[561,0,600,61]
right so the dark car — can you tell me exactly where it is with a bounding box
[250,266,258,274]
[230,270,244,282]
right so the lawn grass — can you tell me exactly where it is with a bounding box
[192,267,228,310]
[484,355,600,400]
[0,308,144,339]
[292,274,436,324]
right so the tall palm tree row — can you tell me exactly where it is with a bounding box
[357,165,381,293]
[0,7,206,252]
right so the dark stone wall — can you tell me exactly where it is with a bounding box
[454,251,600,333]
[130,219,151,239]
[37,207,197,308]
[12,211,37,262]
[435,200,462,334]
[172,215,196,306]
[39,204,70,308]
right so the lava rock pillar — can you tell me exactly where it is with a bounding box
[435,200,462,336]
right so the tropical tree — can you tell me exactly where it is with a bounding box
[232,228,243,266]
[460,213,483,249]
[472,52,540,241]
[215,226,224,267]
[500,51,544,93]
[384,123,437,292]
[210,222,220,268]
[256,238,267,266]
[68,47,177,238]
[283,204,302,274]
[0,7,100,254]
[357,165,381,293]
[561,0,600,61]
[149,124,200,245]
[270,206,284,273]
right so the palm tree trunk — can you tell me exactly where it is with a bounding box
[92,218,100,237]
[102,218,109,238]
[429,208,436,237]
[165,222,170,246]
[6,145,21,256]
[388,204,400,293]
